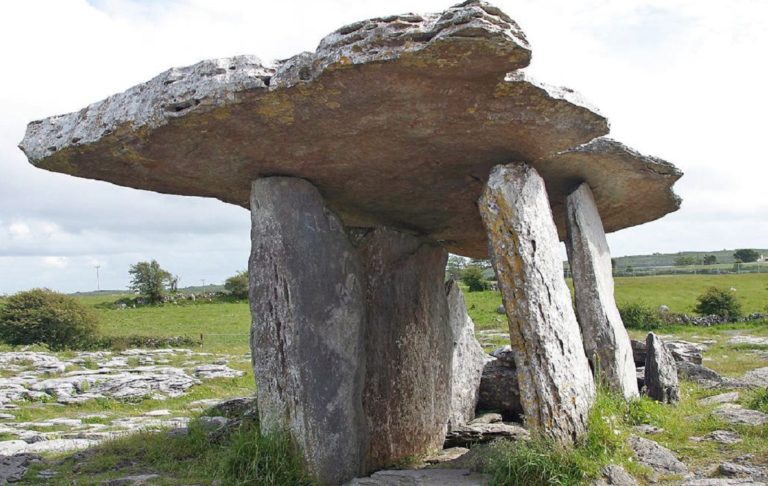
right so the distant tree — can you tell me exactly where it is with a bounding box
[694,286,742,322]
[128,260,172,304]
[445,255,467,281]
[703,255,717,265]
[0,289,100,350]
[224,270,249,299]
[733,249,759,263]
[675,256,697,266]
[461,265,488,292]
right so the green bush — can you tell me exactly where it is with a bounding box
[0,288,100,350]
[225,270,249,300]
[461,265,489,292]
[694,286,742,321]
[618,302,663,330]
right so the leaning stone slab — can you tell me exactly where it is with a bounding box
[479,163,595,443]
[249,177,366,485]
[565,182,638,398]
[445,279,488,428]
[645,333,680,403]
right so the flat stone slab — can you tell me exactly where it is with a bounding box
[19,2,681,258]
[628,435,688,477]
[345,468,490,485]
[714,404,768,426]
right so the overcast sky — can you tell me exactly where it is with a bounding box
[1,0,766,294]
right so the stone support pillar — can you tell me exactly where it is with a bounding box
[249,178,453,482]
[249,177,367,485]
[565,182,639,399]
[478,163,595,444]
[353,228,452,470]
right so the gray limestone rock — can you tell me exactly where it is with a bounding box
[345,468,490,486]
[699,392,740,406]
[19,4,681,260]
[565,182,639,399]
[684,480,766,486]
[714,405,768,426]
[591,464,637,486]
[479,163,595,444]
[477,348,522,420]
[249,177,366,485]
[0,453,41,484]
[445,279,488,429]
[628,435,688,477]
[690,430,742,445]
[192,365,245,379]
[719,462,766,479]
[666,340,705,365]
[355,227,452,471]
[204,396,257,419]
[744,368,768,387]
[100,474,162,486]
[645,333,680,403]
[444,421,529,448]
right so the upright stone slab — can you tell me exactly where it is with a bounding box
[644,333,679,404]
[479,163,595,444]
[565,183,639,398]
[354,228,452,470]
[249,177,366,485]
[445,279,488,429]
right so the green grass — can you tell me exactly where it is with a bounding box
[74,294,252,354]
[464,273,768,330]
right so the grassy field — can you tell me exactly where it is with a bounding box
[465,272,768,329]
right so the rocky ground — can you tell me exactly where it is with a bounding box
[1,327,768,484]
[0,347,252,484]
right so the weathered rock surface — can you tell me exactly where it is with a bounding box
[345,468,490,486]
[19,3,680,259]
[744,368,768,387]
[445,279,488,428]
[444,421,529,448]
[477,346,522,420]
[591,464,637,486]
[565,182,638,398]
[100,474,162,486]
[684,479,766,486]
[479,163,595,443]
[355,227,452,470]
[0,453,40,484]
[631,339,704,366]
[714,404,768,426]
[192,365,244,379]
[249,177,366,485]
[628,435,689,477]
[690,430,742,445]
[645,333,679,403]
[699,392,740,406]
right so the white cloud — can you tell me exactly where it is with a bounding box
[8,222,31,238]
[41,256,69,269]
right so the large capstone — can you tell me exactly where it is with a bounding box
[249,177,366,484]
[445,279,488,429]
[479,163,595,444]
[19,3,681,259]
[565,182,638,399]
[354,227,452,470]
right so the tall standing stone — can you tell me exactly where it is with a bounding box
[354,228,452,470]
[249,177,366,485]
[644,333,679,404]
[565,183,639,399]
[479,163,595,444]
[445,279,488,429]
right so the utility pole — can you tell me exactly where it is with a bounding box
[201,279,206,289]
[95,265,101,291]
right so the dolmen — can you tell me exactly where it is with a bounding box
[19,1,682,484]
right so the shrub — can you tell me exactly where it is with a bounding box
[0,288,100,350]
[461,265,489,292]
[694,286,742,322]
[618,302,663,330]
[225,270,249,300]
